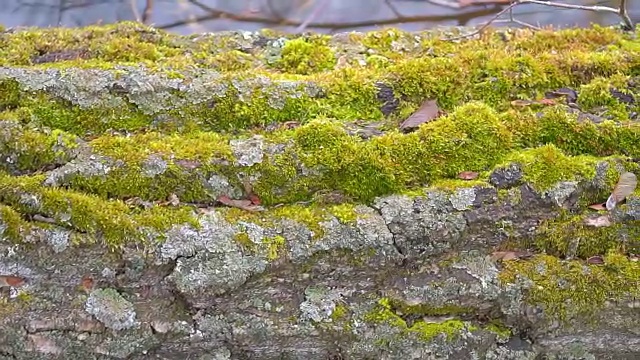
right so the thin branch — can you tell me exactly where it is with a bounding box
[443,0,634,41]
[160,4,501,31]
[130,0,141,22]
[384,0,404,18]
[142,0,154,23]
[294,0,332,33]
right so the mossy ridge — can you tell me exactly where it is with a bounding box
[529,212,640,259]
[0,24,638,135]
[499,251,640,320]
[0,173,198,250]
[0,120,80,174]
[364,298,478,342]
[12,104,636,207]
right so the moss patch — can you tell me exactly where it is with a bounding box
[364,298,473,342]
[499,251,640,320]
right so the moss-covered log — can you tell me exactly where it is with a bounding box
[0,22,639,360]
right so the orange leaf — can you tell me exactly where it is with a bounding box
[217,195,264,212]
[587,202,607,210]
[458,171,479,180]
[399,99,440,132]
[0,275,25,287]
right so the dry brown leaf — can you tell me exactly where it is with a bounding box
[606,172,637,210]
[584,215,612,227]
[174,159,202,170]
[587,202,607,211]
[217,195,264,212]
[510,99,535,107]
[242,180,262,205]
[587,255,604,265]
[0,275,25,288]
[458,171,479,180]
[538,98,556,105]
[491,250,532,262]
[399,99,440,132]
[80,275,94,293]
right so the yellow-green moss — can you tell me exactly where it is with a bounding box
[328,203,360,224]
[485,320,512,340]
[0,24,638,137]
[0,204,30,243]
[0,173,197,250]
[499,251,640,320]
[223,203,329,239]
[500,144,597,192]
[532,213,640,258]
[264,235,286,260]
[364,298,472,342]
[275,37,336,75]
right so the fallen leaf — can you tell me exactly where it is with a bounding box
[587,255,604,265]
[584,215,612,227]
[538,98,556,105]
[510,99,535,107]
[399,99,440,132]
[217,195,264,212]
[606,172,637,210]
[80,275,94,292]
[491,250,533,262]
[587,202,607,210]
[242,179,262,205]
[0,275,25,288]
[32,214,56,224]
[458,171,479,180]
[174,159,202,170]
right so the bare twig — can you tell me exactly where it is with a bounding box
[130,0,141,22]
[384,0,404,18]
[294,0,331,33]
[160,4,501,31]
[443,0,634,41]
[142,0,154,24]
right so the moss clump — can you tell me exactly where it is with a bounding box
[578,75,635,121]
[0,173,197,250]
[328,203,360,224]
[0,204,30,243]
[0,121,80,173]
[499,144,597,192]
[499,251,640,320]
[364,298,472,342]
[275,37,336,75]
[532,213,640,259]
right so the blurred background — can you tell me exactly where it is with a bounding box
[0,0,638,35]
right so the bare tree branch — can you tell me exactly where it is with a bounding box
[160,3,501,31]
[294,0,331,33]
[443,0,634,41]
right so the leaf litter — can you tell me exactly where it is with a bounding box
[399,99,442,132]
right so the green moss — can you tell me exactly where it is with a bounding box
[275,37,336,75]
[578,75,635,121]
[533,213,640,258]
[331,303,350,321]
[0,173,197,250]
[364,298,472,342]
[499,144,597,192]
[328,203,360,224]
[0,122,80,173]
[499,251,640,320]
[485,320,512,340]
[0,204,30,243]
[264,235,286,260]
[234,232,255,252]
